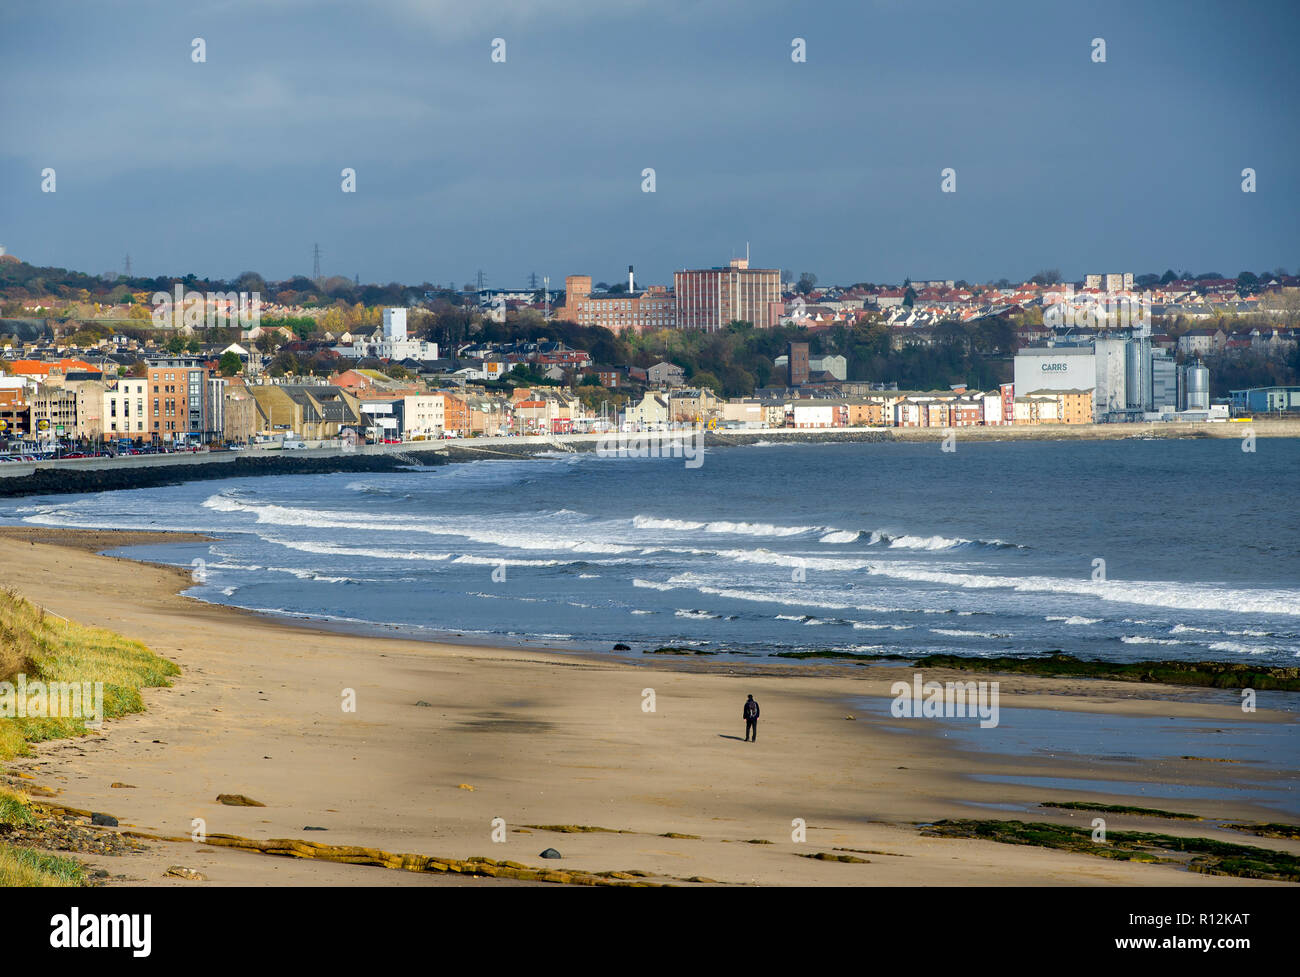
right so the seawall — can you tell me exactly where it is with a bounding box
[0,447,449,499]
[889,418,1300,442]
[0,419,1293,498]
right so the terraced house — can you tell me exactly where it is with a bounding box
[247,383,361,440]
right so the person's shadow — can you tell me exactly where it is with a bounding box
[717,734,746,741]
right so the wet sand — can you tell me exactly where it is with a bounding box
[1,527,1295,886]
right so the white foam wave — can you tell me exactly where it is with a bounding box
[888,534,969,551]
[1208,641,1269,655]
[632,514,814,537]
[202,493,638,555]
[453,555,564,567]
[819,530,860,544]
[633,578,677,592]
[867,562,1300,617]
[1170,624,1273,637]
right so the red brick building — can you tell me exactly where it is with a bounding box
[559,275,675,334]
[146,357,211,441]
[674,258,781,331]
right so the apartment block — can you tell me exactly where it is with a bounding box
[674,258,782,331]
[104,378,149,438]
[400,394,445,439]
[147,357,211,441]
[31,380,104,439]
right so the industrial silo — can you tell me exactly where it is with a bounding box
[1183,363,1210,411]
[1125,338,1151,410]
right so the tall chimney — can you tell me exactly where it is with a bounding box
[628,265,635,293]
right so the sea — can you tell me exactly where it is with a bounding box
[3,438,1298,666]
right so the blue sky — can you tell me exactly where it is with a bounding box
[1,0,1296,288]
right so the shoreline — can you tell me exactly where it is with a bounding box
[2,420,1298,499]
[1,527,1296,886]
[21,528,1296,691]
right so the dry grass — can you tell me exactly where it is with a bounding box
[0,786,86,886]
[0,786,36,828]
[0,845,88,886]
[0,590,36,686]
[0,588,180,760]
[0,591,180,886]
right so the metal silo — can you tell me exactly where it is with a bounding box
[1125,338,1151,410]
[1184,363,1210,411]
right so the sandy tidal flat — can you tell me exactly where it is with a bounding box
[1,527,1295,886]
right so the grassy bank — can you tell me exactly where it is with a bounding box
[1,589,179,885]
[0,587,181,761]
[0,787,88,886]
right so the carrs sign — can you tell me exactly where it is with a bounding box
[1013,349,1096,394]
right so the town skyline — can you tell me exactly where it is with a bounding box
[4,245,1298,294]
[3,0,1297,286]
[4,0,1299,913]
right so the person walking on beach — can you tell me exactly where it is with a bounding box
[743,694,760,742]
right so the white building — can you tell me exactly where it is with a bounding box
[1013,346,1097,397]
[402,394,445,439]
[1085,273,1134,292]
[792,403,833,428]
[1014,341,1132,420]
[383,308,407,341]
[334,308,439,361]
[981,391,1005,425]
[103,378,148,438]
[625,392,670,429]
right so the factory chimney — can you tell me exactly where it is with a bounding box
[628,265,635,293]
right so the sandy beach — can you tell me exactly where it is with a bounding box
[1,526,1295,886]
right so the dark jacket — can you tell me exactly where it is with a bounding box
[743,698,759,720]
